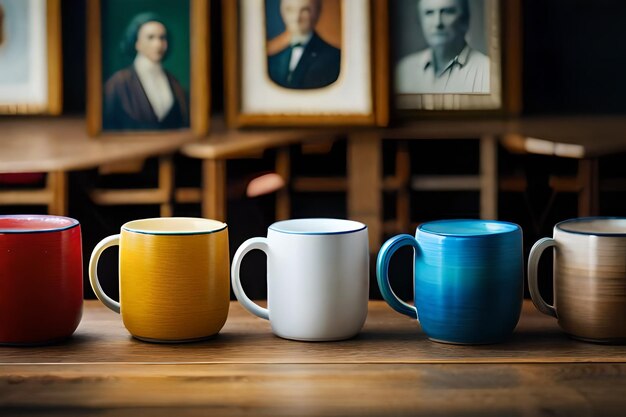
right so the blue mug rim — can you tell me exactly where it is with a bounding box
[417,219,521,238]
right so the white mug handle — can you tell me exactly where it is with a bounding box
[231,237,270,320]
[88,234,121,314]
[528,237,558,318]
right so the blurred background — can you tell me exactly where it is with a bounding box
[2,0,626,303]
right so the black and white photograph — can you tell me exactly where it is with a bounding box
[393,0,501,111]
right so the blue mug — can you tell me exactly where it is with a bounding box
[376,219,524,344]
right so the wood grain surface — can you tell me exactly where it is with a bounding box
[2,301,625,365]
[1,363,625,416]
[2,301,626,416]
[0,117,196,173]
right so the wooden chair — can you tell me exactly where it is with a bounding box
[0,157,184,218]
[381,139,504,236]
[0,172,67,215]
[90,152,289,220]
[89,156,175,217]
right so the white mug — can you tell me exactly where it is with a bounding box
[231,218,369,341]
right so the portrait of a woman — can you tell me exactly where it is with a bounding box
[103,12,189,131]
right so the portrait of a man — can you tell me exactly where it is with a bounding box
[265,0,341,90]
[103,12,189,131]
[395,0,490,95]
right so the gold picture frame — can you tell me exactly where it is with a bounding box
[86,0,209,136]
[0,0,62,115]
[223,0,389,127]
[392,0,522,117]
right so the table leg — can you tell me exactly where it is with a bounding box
[347,132,382,252]
[578,158,599,216]
[395,141,411,234]
[48,171,68,216]
[202,159,226,221]
[480,136,498,220]
[275,147,291,221]
[159,156,174,217]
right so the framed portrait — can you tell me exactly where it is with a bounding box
[0,0,62,115]
[86,0,209,136]
[392,0,522,115]
[223,0,389,127]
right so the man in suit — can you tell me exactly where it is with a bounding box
[103,13,189,131]
[268,0,341,90]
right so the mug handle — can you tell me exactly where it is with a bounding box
[528,237,557,318]
[88,234,121,314]
[376,234,419,320]
[231,237,270,320]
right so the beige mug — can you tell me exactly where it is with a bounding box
[528,217,626,343]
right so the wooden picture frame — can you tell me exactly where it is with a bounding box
[0,0,62,115]
[391,0,522,117]
[223,0,389,127]
[86,0,209,137]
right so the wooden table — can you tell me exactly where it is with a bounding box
[502,115,626,217]
[9,116,619,245]
[350,116,626,249]
[181,120,343,221]
[181,119,508,250]
[2,300,626,416]
[0,117,197,215]
[347,119,508,250]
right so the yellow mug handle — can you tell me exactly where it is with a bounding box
[89,234,121,314]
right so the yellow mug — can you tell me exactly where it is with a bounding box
[88,217,229,342]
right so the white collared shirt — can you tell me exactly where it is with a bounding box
[134,53,174,121]
[288,32,313,72]
[395,45,491,94]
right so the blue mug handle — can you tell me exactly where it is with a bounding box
[376,234,419,320]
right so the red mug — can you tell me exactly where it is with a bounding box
[0,215,83,345]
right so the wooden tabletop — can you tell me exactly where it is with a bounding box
[382,116,626,159]
[178,115,626,174]
[0,117,197,173]
[503,115,626,159]
[3,115,625,173]
[1,300,626,415]
[181,117,341,160]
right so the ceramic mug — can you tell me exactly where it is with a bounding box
[377,219,524,344]
[89,217,230,343]
[231,218,369,341]
[0,215,83,345]
[528,217,626,343]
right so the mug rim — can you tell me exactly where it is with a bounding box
[417,219,520,237]
[269,218,367,235]
[122,217,227,236]
[555,216,626,237]
[0,215,79,234]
